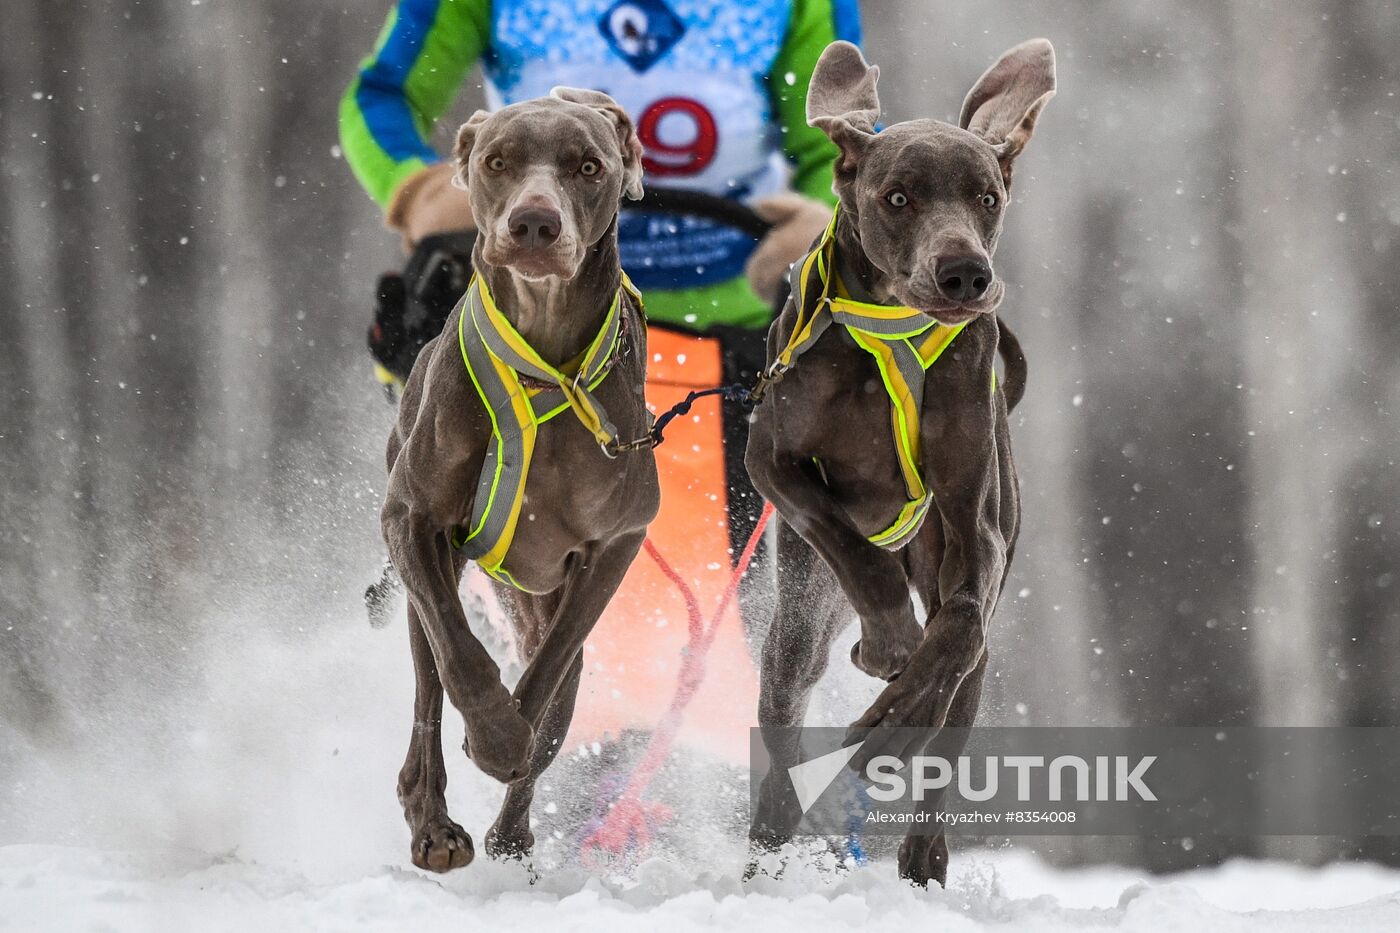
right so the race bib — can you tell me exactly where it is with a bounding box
[484,0,793,289]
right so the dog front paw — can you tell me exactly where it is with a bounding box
[849,675,939,733]
[463,690,534,783]
[898,833,949,888]
[743,834,792,882]
[484,821,535,861]
[411,816,475,873]
[843,673,948,769]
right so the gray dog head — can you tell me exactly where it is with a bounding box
[808,40,1055,324]
[453,88,644,281]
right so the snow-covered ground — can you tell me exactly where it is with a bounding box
[4,844,1400,932]
[5,592,1399,931]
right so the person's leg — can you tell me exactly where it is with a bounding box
[715,322,781,653]
[716,324,771,556]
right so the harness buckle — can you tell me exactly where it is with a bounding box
[747,363,789,404]
[602,434,657,458]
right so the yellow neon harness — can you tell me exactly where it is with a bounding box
[770,207,969,550]
[450,273,643,590]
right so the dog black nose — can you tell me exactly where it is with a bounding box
[508,206,561,248]
[935,256,992,303]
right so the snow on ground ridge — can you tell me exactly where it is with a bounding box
[4,843,1400,932]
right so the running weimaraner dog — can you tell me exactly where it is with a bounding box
[381,88,658,872]
[746,40,1054,885]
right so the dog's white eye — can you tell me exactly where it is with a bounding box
[580,159,600,176]
[981,193,998,210]
[886,191,908,208]
[487,156,506,172]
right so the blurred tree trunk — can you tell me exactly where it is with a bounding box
[1323,0,1400,731]
[1233,5,1347,728]
[1323,0,1400,865]
[0,0,391,745]
[1,0,100,736]
[1231,0,1367,864]
[1084,0,1259,871]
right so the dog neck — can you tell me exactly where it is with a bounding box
[831,206,901,306]
[473,224,623,367]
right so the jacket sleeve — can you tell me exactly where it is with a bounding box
[339,0,492,208]
[768,0,863,206]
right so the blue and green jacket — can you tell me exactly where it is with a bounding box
[340,0,861,330]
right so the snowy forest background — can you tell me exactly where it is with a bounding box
[3,0,1399,873]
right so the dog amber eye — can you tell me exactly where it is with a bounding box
[886,191,908,208]
[981,193,998,209]
[580,159,600,176]
[487,156,506,172]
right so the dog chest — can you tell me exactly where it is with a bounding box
[765,341,921,541]
[485,419,656,591]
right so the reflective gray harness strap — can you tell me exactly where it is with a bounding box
[887,340,929,420]
[775,218,966,551]
[828,307,938,337]
[456,287,527,564]
[452,279,633,584]
[829,247,944,337]
[469,284,624,442]
[776,249,835,368]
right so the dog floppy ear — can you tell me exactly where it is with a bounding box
[806,40,880,178]
[452,109,492,190]
[960,39,1056,188]
[550,86,644,201]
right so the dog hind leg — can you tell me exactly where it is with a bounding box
[486,651,584,860]
[511,534,646,729]
[750,518,854,854]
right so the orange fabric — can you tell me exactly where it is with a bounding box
[566,327,759,762]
